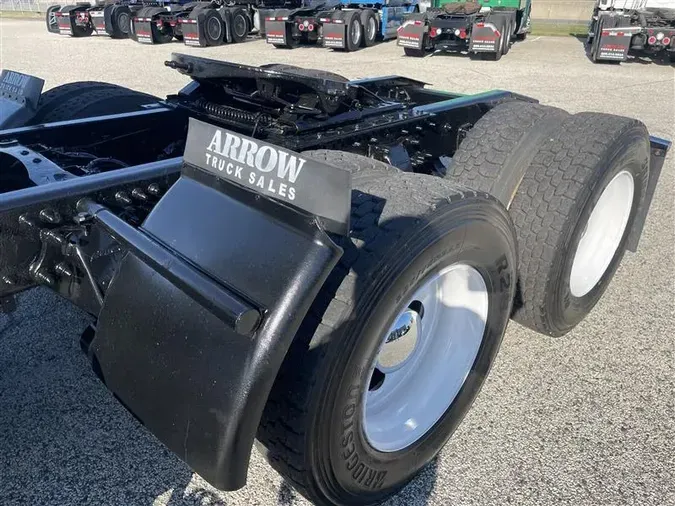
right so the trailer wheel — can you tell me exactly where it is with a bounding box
[360,9,377,47]
[258,161,517,506]
[201,9,225,45]
[230,7,249,43]
[29,84,158,125]
[507,113,649,336]
[46,5,61,33]
[343,10,363,51]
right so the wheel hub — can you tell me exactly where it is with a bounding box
[377,307,420,371]
[569,170,634,298]
[363,263,489,453]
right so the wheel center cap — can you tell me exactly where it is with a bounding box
[378,309,420,371]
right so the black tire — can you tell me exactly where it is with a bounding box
[202,9,224,46]
[258,153,518,506]
[502,20,513,55]
[230,8,249,43]
[29,82,132,125]
[46,5,61,33]
[343,10,363,51]
[360,9,378,47]
[29,85,158,124]
[447,101,570,208]
[508,113,650,336]
[111,5,132,38]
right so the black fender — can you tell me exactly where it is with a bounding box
[86,118,351,490]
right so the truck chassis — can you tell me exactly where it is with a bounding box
[0,57,670,505]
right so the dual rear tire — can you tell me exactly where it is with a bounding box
[258,106,650,505]
[447,102,650,336]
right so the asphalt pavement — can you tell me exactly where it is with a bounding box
[0,19,674,506]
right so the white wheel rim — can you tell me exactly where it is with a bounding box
[351,19,361,45]
[569,170,634,298]
[363,263,489,453]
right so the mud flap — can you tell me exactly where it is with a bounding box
[0,70,44,129]
[89,10,107,34]
[396,19,426,49]
[322,21,347,49]
[469,22,501,53]
[265,19,290,45]
[181,17,205,46]
[595,29,632,61]
[133,17,155,43]
[88,118,350,490]
[54,10,75,35]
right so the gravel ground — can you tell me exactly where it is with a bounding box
[0,19,674,506]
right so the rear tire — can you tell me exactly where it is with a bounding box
[202,9,224,46]
[360,9,378,47]
[46,5,61,33]
[447,101,570,208]
[111,5,132,38]
[508,113,650,336]
[343,11,363,51]
[29,84,158,124]
[258,153,517,506]
[230,8,249,43]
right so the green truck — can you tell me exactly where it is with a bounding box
[397,0,532,59]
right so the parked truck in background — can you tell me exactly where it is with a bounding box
[587,0,675,63]
[396,0,531,59]
[264,0,418,51]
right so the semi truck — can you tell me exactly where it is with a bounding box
[45,0,261,46]
[0,56,669,505]
[587,0,675,63]
[264,0,418,50]
[396,0,531,59]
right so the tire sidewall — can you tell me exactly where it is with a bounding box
[309,207,516,501]
[346,13,362,51]
[546,129,649,334]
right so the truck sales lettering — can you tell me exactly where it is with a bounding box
[205,129,305,201]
